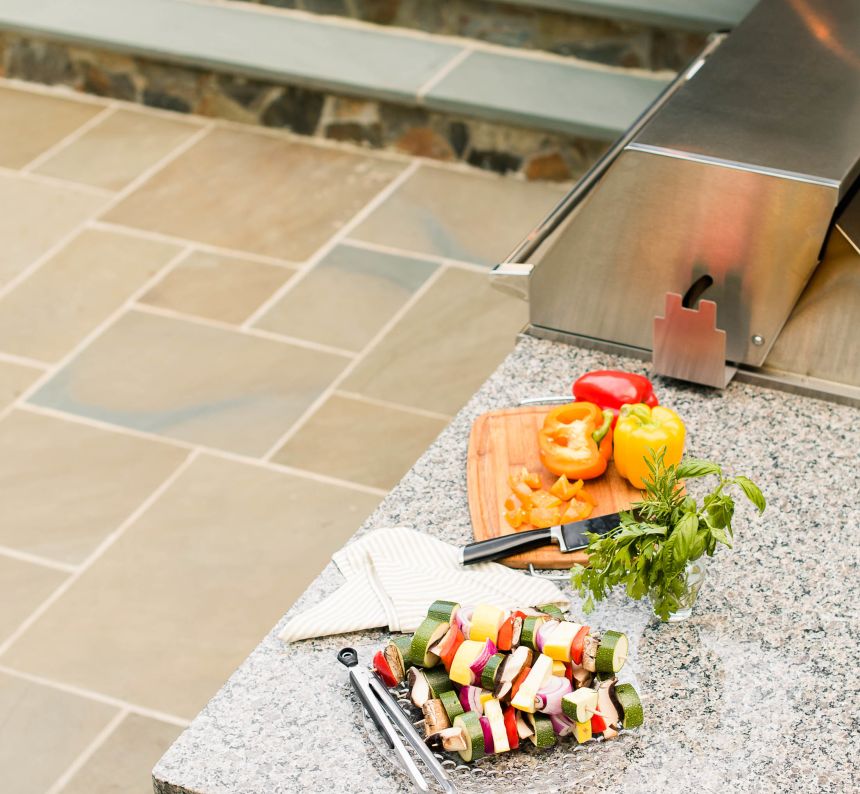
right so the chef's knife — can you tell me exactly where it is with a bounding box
[460,512,621,565]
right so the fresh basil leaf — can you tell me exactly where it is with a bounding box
[706,495,734,529]
[733,476,766,513]
[676,459,722,479]
[709,524,732,548]
[673,513,698,565]
[689,527,707,560]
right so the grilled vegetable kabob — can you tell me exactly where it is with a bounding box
[372,600,644,763]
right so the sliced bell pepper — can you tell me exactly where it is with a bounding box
[550,475,582,501]
[530,490,562,509]
[439,626,465,671]
[591,712,607,733]
[503,706,520,750]
[569,625,590,666]
[538,402,613,481]
[496,611,526,652]
[572,370,659,427]
[614,403,686,489]
[510,665,531,701]
[373,650,399,687]
[560,499,592,523]
[509,467,541,490]
[529,506,562,529]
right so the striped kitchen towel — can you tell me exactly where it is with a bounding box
[279,527,566,642]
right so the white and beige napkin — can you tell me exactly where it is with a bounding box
[279,527,566,642]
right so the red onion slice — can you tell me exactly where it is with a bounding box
[550,712,576,737]
[458,686,485,714]
[536,619,560,652]
[479,716,495,754]
[468,639,497,677]
[456,606,474,637]
[536,675,572,715]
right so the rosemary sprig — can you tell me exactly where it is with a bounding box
[571,450,766,621]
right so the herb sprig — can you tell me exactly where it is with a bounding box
[571,451,766,621]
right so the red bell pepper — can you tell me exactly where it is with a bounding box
[510,666,531,701]
[572,370,658,426]
[372,650,399,687]
[591,712,607,733]
[569,625,590,666]
[503,706,520,750]
[439,626,464,671]
[496,610,527,652]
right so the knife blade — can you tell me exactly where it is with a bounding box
[460,512,621,566]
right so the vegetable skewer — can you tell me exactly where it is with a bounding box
[373,600,644,764]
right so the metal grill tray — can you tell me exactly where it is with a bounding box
[358,679,643,793]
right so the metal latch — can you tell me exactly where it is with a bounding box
[653,293,736,389]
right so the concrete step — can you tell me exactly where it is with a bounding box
[238,0,756,68]
[0,0,732,180]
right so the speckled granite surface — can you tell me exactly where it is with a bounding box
[153,336,860,794]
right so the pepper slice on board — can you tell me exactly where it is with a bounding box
[613,403,686,489]
[538,402,613,481]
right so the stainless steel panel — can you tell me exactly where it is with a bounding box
[636,0,860,197]
[528,148,836,366]
[763,227,860,385]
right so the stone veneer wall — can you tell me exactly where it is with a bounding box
[0,32,614,181]
[242,0,708,71]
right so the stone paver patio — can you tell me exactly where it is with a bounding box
[0,78,566,791]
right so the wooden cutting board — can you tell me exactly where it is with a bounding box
[467,405,642,569]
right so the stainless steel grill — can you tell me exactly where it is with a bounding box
[494,0,860,405]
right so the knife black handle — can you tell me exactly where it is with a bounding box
[461,527,553,565]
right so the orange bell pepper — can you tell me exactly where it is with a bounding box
[538,402,613,481]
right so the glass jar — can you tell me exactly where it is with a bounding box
[656,558,706,622]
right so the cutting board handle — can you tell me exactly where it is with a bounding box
[461,528,553,565]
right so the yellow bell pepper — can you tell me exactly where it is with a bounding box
[613,404,686,489]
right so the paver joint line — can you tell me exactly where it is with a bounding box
[241,159,422,329]
[0,663,191,727]
[15,401,390,498]
[261,262,450,460]
[44,707,129,794]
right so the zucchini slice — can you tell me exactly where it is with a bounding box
[612,682,644,729]
[526,712,556,749]
[536,603,565,621]
[423,666,454,698]
[562,687,598,723]
[594,630,628,673]
[452,712,485,762]
[439,689,464,722]
[480,653,505,690]
[520,615,548,651]
[427,599,459,623]
[411,617,450,668]
[391,635,414,669]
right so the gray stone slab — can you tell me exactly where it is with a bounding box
[0,0,463,103]
[425,50,669,139]
[154,334,860,793]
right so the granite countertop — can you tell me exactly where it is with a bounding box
[153,336,860,794]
